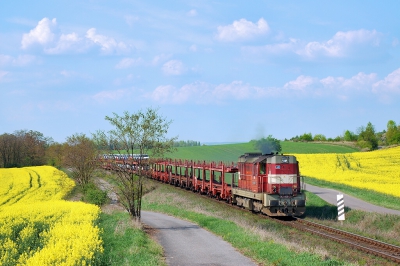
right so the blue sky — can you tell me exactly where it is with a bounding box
[1,1,400,143]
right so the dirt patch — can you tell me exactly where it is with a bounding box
[101,202,125,214]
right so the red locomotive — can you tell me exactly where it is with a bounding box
[150,152,305,217]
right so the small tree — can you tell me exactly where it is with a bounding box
[343,130,357,141]
[386,120,400,145]
[299,132,313,142]
[313,134,326,141]
[46,142,64,168]
[357,122,378,150]
[63,133,98,186]
[94,108,177,220]
[254,135,281,154]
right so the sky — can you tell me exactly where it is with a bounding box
[1,1,400,143]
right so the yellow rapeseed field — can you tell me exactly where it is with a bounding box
[294,146,400,198]
[0,166,103,266]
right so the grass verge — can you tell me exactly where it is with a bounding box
[99,211,166,266]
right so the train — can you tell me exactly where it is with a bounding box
[100,152,306,217]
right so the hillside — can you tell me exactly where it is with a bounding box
[164,141,359,162]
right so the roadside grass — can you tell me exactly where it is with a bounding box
[305,176,400,211]
[142,180,393,266]
[99,211,166,266]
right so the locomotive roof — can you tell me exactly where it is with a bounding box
[238,153,297,164]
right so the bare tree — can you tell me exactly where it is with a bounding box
[94,107,177,220]
[63,133,98,186]
[46,142,64,168]
[0,130,51,168]
[0,133,20,168]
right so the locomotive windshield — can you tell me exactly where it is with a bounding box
[259,163,266,174]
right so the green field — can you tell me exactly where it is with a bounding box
[164,141,359,162]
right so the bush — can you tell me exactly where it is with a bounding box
[83,183,108,206]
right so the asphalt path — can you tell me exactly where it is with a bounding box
[141,211,257,266]
[305,183,400,215]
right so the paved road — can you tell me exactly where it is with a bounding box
[141,211,257,266]
[305,183,400,215]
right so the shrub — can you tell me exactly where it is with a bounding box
[83,183,108,206]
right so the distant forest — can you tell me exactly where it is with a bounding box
[287,120,400,151]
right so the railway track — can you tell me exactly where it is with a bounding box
[193,187,400,264]
[277,217,400,264]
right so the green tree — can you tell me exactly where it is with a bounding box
[299,132,313,142]
[357,122,378,150]
[313,134,327,141]
[94,107,177,220]
[386,120,400,145]
[343,130,357,141]
[254,135,281,154]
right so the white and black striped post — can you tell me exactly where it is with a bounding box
[337,194,345,222]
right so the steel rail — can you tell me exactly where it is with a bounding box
[284,217,400,264]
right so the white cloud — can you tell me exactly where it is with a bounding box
[0,71,9,81]
[86,28,130,54]
[284,75,317,91]
[321,72,377,90]
[125,15,139,26]
[216,18,269,42]
[147,81,277,104]
[147,82,212,104]
[0,55,11,65]
[21,18,57,49]
[189,44,197,52]
[187,9,197,17]
[242,38,299,58]
[298,29,381,58]
[372,68,400,94]
[149,85,176,103]
[152,54,172,65]
[45,33,83,54]
[0,54,36,66]
[145,69,400,105]
[93,89,132,103]
[162,60,185,75]
[115,57,143,69]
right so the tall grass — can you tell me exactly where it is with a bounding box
[99,211,166,266]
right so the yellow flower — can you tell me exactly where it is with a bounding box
[0,166,103,265]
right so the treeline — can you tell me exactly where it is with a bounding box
[172,140,201,147]
[0,129,200,169]
[288,120,400,151]
[0,130,53,168]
